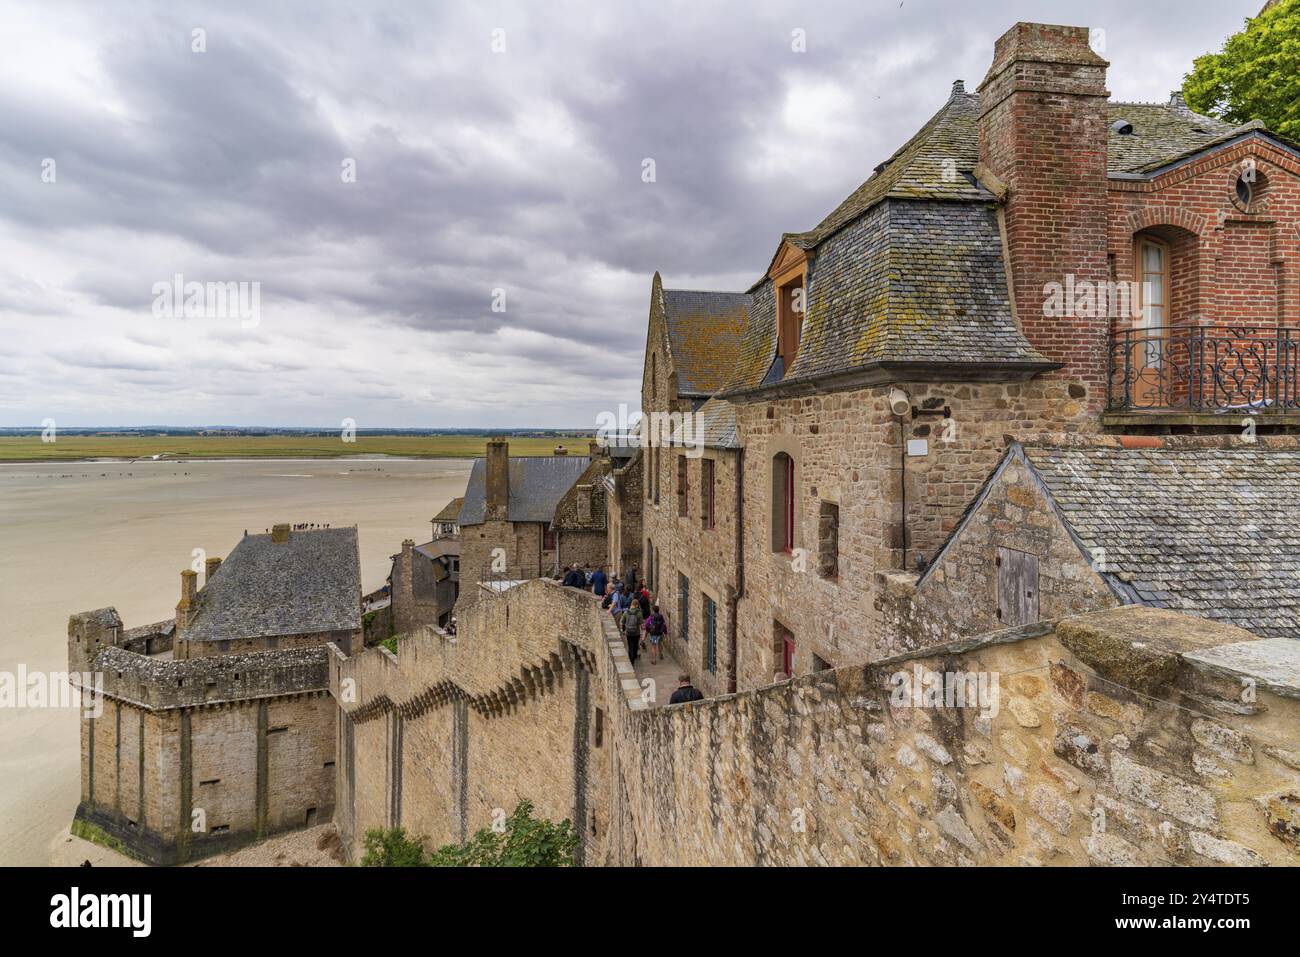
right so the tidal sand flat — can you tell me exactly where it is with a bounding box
[0,457,472,865]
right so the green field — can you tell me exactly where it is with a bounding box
[0,434,589,462]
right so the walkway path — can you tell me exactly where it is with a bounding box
[630,640,684,709]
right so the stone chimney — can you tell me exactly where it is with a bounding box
[204,556,222,584]
[485,438,509,522]
[588,439,601,457]
[977,22,1111,407]
[176,569,198,630]
[271,523,290,543]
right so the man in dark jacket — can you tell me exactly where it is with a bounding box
[668,675,704,705]
[590,566,608,597]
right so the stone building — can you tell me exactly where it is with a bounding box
[626,20,1300,692]
[67,524,360,863]
[455,439,607,592]
[637,276,750,695]
[389,535,459,634]
[602,445,642,580]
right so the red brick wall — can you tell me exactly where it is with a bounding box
[978,23,1111,410]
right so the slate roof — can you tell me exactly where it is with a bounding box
[186,527,361,642]
[1106,99,1249,174]
[1022,443,1300,639]
[720,199,1052,396]
[668,396,740,449]
[457,455,591,526]
[433,497,463,523]
[415,539,459,561]
[661,288,750,397]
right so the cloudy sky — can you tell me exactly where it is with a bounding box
[0,0,1258,428]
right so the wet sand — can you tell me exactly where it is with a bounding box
[0,457,472,866]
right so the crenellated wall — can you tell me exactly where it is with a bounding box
[330,579,1300,867]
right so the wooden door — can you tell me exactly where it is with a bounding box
[997,547,1040,627]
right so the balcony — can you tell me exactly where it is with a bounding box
[1106,324,1300,423]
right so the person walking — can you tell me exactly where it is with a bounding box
[590,565,608,598]
[622,597,644,665]
[644,604,667,664]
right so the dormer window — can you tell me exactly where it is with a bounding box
[777,274,804,374]
[767,240,810,381]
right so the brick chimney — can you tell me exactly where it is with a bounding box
[977,22,1111,406]
[204,556,222,584]
[485,438,509,522]
[176,569,198,630]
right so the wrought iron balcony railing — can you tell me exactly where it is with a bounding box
[1107,324,1300,413]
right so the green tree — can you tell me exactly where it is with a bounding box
[1184,0,1300,139]
[359,826,427,866]
[428,799,579,867]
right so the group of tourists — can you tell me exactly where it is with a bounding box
[558,563,667,666]
[556,562,704,704]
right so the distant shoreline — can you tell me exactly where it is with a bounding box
[0,434,588,462]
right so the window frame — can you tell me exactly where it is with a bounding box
[701,458,716,530]
[676,454,689,518]
[703,594,717,673]
[678,572,690,641]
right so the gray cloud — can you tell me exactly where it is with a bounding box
[0,0,1256,426]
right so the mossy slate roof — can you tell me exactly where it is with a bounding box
[186,527,361,641]
[1025,445,1300,639]
[662,289,750,397]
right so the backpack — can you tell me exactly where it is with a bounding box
[647,613,665,636]
[623,608,641,638]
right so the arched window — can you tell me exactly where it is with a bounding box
[772,452,795,553]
